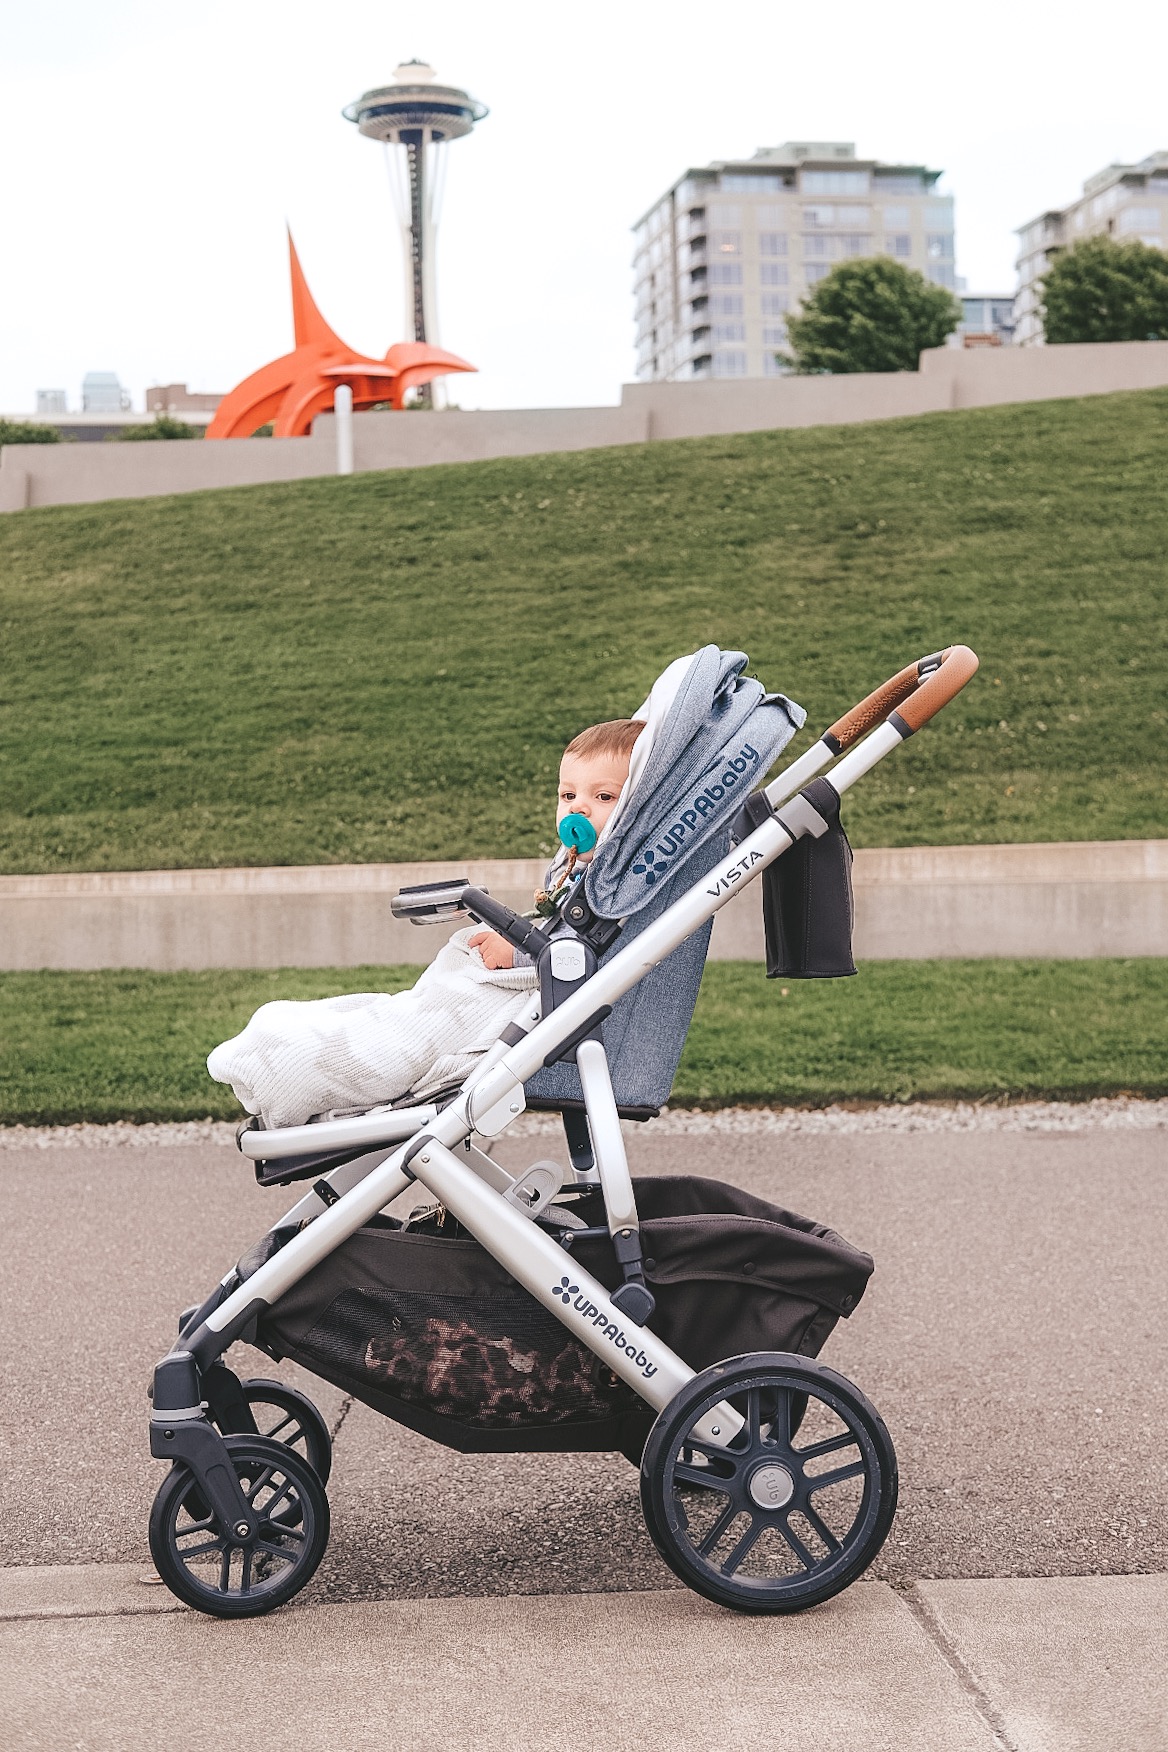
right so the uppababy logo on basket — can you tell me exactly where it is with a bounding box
[551,1278,658,1378]
[632,744,761,887]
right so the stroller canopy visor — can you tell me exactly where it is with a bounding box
[584,646,805,921]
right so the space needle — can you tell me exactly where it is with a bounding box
[344,61,487,401]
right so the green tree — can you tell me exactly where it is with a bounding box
[111,415,202,441]
[786,257,961,374]
[1041,235,1168,343]
[0,419,61,445]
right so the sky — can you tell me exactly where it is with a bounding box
[2,0,1167,414]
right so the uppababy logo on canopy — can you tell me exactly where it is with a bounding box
[552,1278,658,1378]
[632,744,760,887]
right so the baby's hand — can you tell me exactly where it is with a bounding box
[468,929,515,970]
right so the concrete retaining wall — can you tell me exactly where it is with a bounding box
[1,841,1162,971]
[4,340,1168,513]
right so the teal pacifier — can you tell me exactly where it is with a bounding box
[558,813,597,854]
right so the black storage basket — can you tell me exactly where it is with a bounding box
[256,1176,874,1457]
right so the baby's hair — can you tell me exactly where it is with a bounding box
[564,719,645,764]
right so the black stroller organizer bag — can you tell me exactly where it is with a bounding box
[738,782,857,979]
[256,1176,873,1458]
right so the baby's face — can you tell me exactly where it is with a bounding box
[557,750,631,855]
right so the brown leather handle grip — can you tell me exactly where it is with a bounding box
[826,646,979,749]
[894,645,979,732]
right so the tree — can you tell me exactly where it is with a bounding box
[785,257,961,375]
[0,419,61,445]
[1041,236,1168,344]
[112,415,202,441]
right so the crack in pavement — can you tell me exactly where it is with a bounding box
[901,1585,1019,1752]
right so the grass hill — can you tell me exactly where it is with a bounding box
[1,387,1165,875]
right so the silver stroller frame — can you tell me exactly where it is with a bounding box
[148,646,978,1616]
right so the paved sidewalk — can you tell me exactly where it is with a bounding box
[1,1569,1163,1751]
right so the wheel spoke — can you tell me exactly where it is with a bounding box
[807,1459,866,1493]
[177,1537,226,1561]
[240,1549,253,1593]
[219,1547,233,1591]
[244,1464,278,1503]
[765,1388,794,1448]
[797,1430,858,1462]
[802,1502,843,1554]
[255,1539,296,1562]
[776,1514,817,1571]
[746,1388,761,1444]
[261,1520,305,1544]
[260,1411,298,1442]
[674,1461,733,1493]
[261,1479,299,1522]
[695,1499,740,1557]
[721,1517,764,1576]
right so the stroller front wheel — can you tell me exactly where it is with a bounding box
[148,1435,330,1618]
[640,1352,897,1614]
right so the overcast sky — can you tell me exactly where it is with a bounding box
[3,0,1167,414]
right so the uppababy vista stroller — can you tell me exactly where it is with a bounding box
[146,644,978,1618]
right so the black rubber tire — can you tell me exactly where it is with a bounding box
[640,1352,897,1614]
[227,1378,333,1486]
[148,1435,329,1618]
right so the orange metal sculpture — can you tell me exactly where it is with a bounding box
[206,232,475,438]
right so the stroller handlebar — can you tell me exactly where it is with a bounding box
[826,645,979,749]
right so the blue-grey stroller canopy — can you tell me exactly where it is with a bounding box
[583,645,806,922]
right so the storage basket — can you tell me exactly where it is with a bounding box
[256,1175,874,1457]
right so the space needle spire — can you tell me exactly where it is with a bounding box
[344,60,486,402]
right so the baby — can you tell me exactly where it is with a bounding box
[208,718,644,1129]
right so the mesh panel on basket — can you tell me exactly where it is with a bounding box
[297,1286,630,1429]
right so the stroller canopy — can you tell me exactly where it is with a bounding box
[584,646,805,922]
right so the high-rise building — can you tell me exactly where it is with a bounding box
[633,142,954,382]
[1015,151,1168,345]
[36,389,67,414]
[81,371,130,413]
[957,295,1016,348]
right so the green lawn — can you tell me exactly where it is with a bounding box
[1,960,1163,1125]
[0,388,1165,874]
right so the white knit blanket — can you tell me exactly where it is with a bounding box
[206,928,539,1130]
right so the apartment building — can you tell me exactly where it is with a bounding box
[1015,150,1168,345]
[632,142,954,381]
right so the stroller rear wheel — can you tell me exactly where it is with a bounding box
[148,1435,330,1618]
[640,1353,897,1614]
[216,1378,333,1486]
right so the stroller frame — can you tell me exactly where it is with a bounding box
[148,646,977,1615]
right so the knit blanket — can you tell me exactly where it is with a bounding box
[207,928,539,1130]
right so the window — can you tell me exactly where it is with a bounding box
[927,264,956,288]
[761,292,789,315]
[926,233,954,258]
[755,203,786,226]
[709,262,744,284]
[802,170,869,194]
[886,234,912,257]
[924,203,952,228]
[802,205,833,226]
[1149,176,1168,194]
[712,322,747,342]
[839,234,871,256]
[763,353,789,376]
[758,232,787,255]
[710,293,744,316]
[760,262,789,285]
[874,174,922,195]
[761,324,788,345]
[722,173,783,192]
[1119,206,1162,233]
[804,262,832,283]
[836,205,870,225]
[882,204,909,226]
[710,230,742,255]
[713,349,748,375]
[709,203,742,225]
[803,234,832,257]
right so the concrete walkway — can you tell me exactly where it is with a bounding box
[1,1568,1163,1751]
[2,1113,1165,1748]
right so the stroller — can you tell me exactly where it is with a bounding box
[147,643,978,1618]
